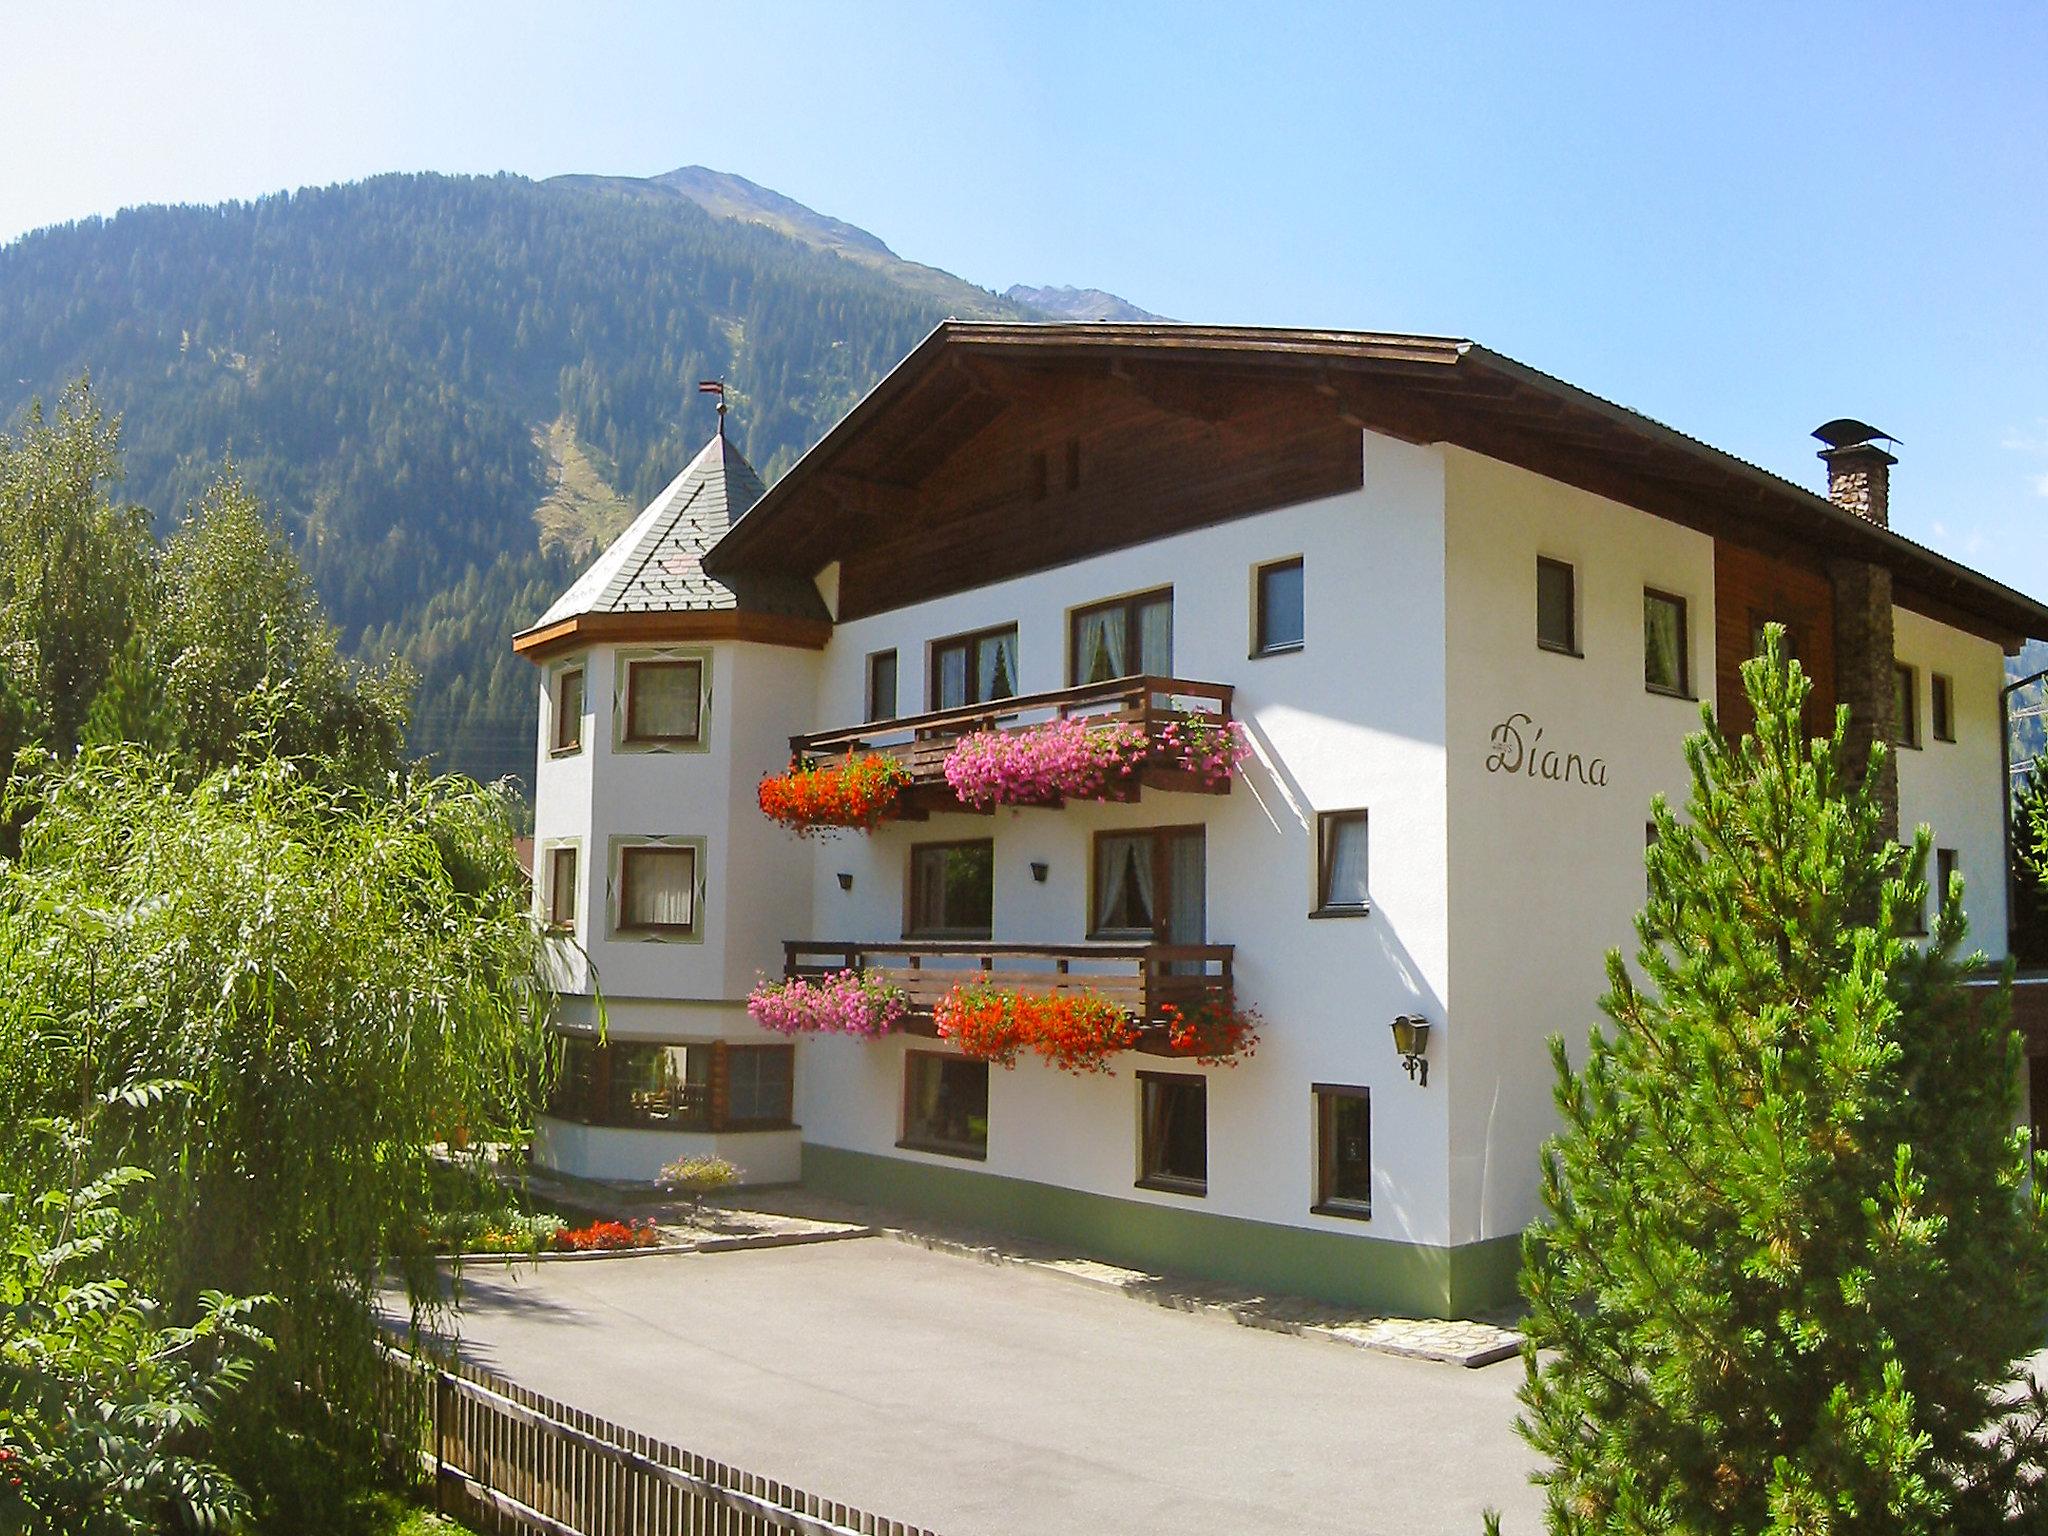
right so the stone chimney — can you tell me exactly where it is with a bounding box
[1813,418,1898,528]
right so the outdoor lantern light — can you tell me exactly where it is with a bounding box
[1030,861,1050,883]
[837,871,854,892]
[1390,1013,1430,1086]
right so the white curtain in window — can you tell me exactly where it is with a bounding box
[1095,835,1156,932]
[632,661,702,738]
[979,631,1018,701]
[1324,817,1368,907]
[936,647,968,709]
[1644,598,1683,691]
[1137,597,1173,676]
[625,847,695,928]
[1075,610,1124,683]
[1167,832,1205,944]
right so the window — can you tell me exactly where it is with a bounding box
[550,1038,712,1130]
[866,649,899,723]
[1138,1073,1206,1194]
[1313,1085,1371,1218]
[1254,557,1305,656]
[618,845,698,935]
[546,845,578,933]
[930,626,1018,710]
[1931,673,1955,742]
[1894,664,1920,748]
[624,658,704,745]
[1070,589,1173,685]
[1536,558,1577,654]
[1643,589,1690,696]
[1092,828,1205,942]
[908,841,994,938]
[723,1044,794,1127]
[1314,811,1369,916]
[901,1052,989,1159]
[552,666,585,753]
[1936,847,1960,914]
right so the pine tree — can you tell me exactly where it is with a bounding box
[1513,627,2048,1532]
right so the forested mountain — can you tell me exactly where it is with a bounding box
[0,170,1045,785]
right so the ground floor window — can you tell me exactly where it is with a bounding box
[1313,1084,1371,1218]
[1138,1072,1207,1194]
[900,1051,989,1160]
[2031,1056,2048,1156]
[548,1037,791,1133]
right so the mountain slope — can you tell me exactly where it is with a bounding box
[1004,283,1172,322]
[0,170,988,785]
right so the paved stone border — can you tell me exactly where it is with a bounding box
[442,1223,878,1266]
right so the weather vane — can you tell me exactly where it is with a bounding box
[697,378,727,437]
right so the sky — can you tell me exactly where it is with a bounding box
[4,1,2046,594]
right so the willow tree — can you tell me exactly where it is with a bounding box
[0,748,556,1529]
[1513,630,2048,1532]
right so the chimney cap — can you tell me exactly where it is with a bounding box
[1812,417,1900,451]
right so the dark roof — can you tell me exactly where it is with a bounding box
[529,433,827,631]
[703,322,2048,645]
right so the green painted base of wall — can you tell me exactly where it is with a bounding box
[801,1143,1522,1320]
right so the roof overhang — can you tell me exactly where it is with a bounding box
[511,608,832,664]
[702,322,2048,648]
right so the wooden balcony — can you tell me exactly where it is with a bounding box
[784,939,1235,1056]
[789,674,1235,815]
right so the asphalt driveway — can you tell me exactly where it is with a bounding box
[410,1238,1545,1535]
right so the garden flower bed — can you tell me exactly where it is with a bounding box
[748,969,909,1038]
[550,1218,661,1253]
[758,752,911,836]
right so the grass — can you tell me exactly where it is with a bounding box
[361,1490,483,1536]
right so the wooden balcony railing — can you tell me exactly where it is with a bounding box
[788,674,1236,810]
[784,938,1234,1054]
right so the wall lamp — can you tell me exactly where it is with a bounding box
[837,871,854,892]
[1030,861,1050,884]
[1390,1014,1430,1086]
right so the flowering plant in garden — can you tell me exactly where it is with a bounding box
[942,717,1147,809]
[551,1218,660,1252]
[1159,712,1251,787]
[747,969,909,1037]
[935,984,1139,1074]
[1161,995,1263,1066]
[758,752,911,836]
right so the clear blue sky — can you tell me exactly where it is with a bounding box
[6,2,2045,594]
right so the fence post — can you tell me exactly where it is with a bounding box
[433,1368,449,1515]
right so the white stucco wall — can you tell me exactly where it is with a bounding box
[532,1116,802,1184]
[790,429,1460,1245]
[1441,447,1713,1245]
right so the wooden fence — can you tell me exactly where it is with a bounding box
[379,1344,943,1536]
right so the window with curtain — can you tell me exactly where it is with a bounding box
[547,845,578,932]
[552,666,585,752]
[930,627,1018,709]
[1643,589,1688,696]
[724,1045,794,1126]
[901,1052,989,1159]
[908,842,994,937]
[1536,557,1577,654]
[1093,828,1204,942]
[625,659,704,744]
[1315,811,1368,915]
[1254,558,1305,655]
[1138,1073,1206,1193]
[866,650,898,723]
[619,845,697,934]
[1069,589,1173,685]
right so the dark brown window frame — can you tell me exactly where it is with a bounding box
[1088,824,1205,941]
[1931,672,1956,743]
[1136,1070,1207,1196]
[547,1037,791,1133]
[905,838,996,940]
[551,665,585,754]
[897,1049,991,1161]
[1312,1083,1371,1219]
[1936,847,1960,914]
[1312,810,1369,918]
[720,1042,797,1130]
[1068,586,1174,686]
[866,649,899,724]
[1894,662,1922,750]
[928,623,1020,710]
[617,844,699,936]
[1536,556,1579,657]
[622,657,705,746]
[1252,556,1305,658]
[546,844,578,933]
[1643,587,1692,698]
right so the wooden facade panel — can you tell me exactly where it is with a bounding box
[1713,538,1836,741]
[837,375,1362,622]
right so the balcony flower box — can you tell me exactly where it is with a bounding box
[934,983,1140,1076]
[1160,994,1263,1066]
[758,752,911,837]
[748,970,909,1038]
[942,717,1148,810]
[1160,713,1251,788]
